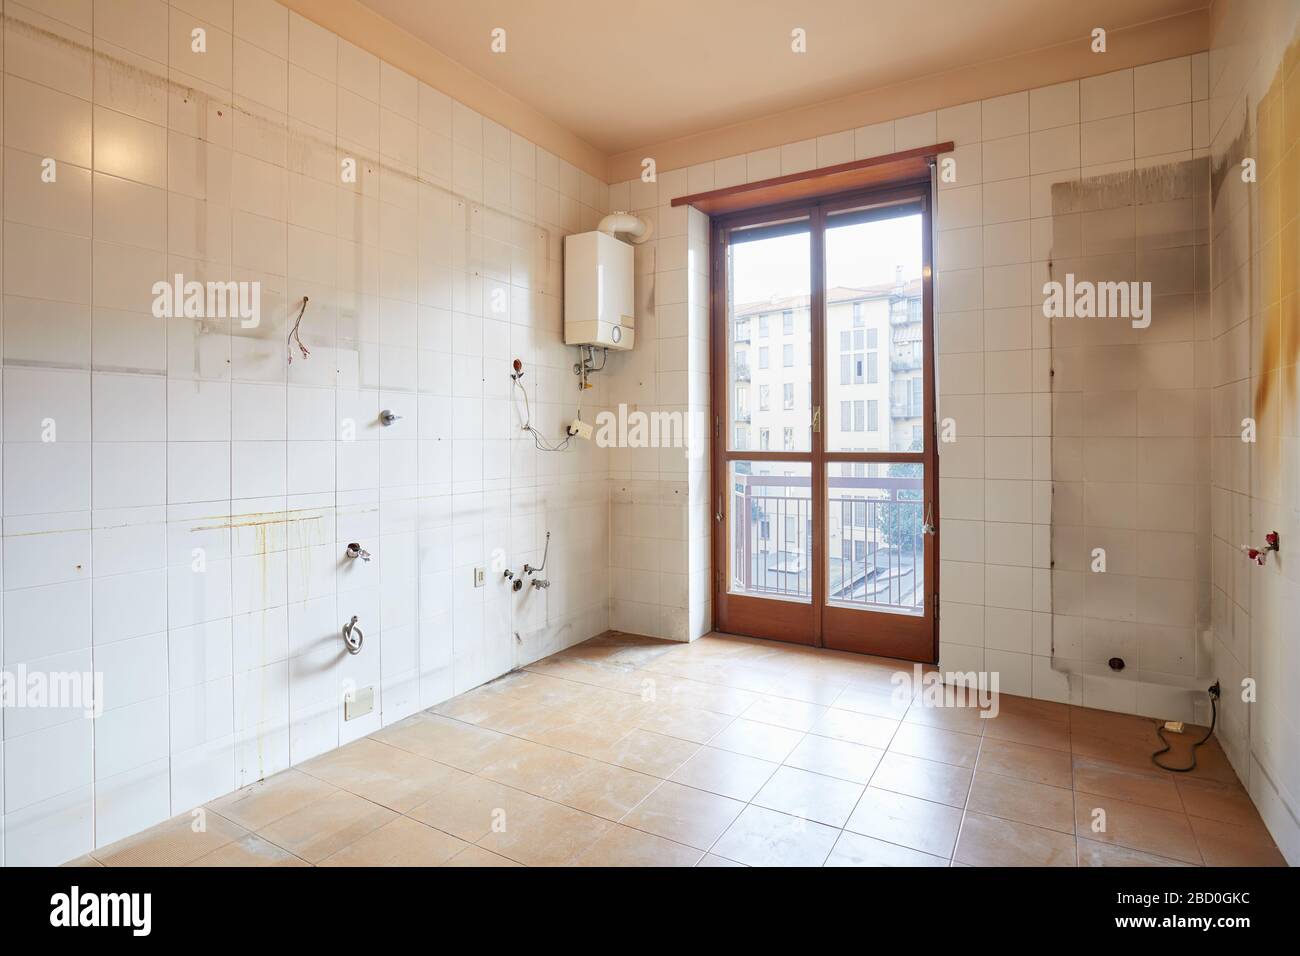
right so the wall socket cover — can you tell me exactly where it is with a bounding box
[345,686,375,721]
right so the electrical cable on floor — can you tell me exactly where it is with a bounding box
[1151,681,1220,772]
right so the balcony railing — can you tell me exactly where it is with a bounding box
[891,353,922,372]
[734,362,751,381]
[891,402,922,418]
[729,473,924,615]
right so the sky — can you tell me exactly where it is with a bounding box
[730,213,922,308]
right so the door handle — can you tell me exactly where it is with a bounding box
[922,503,936,535]
[812,405,821,433]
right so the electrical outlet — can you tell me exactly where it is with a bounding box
[344,686,374,721]
[473,567,485,587]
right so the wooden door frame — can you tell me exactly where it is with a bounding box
[708,179,940,664]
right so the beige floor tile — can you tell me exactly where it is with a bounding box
[442,845,522,867]
[574,824,703,867]
[407,776,545,843]
[1076,836,1193,867]
[752,765,864,828]
[900,700,989,735]
[478,738,593,800]
[697,853,746,866]
[831,685,911,719]
[668,746,778,801]
[976,737,1073,788]
[844,787,962,858]
[711,805,839,867]
[187,834,310,867]
[1176,777,1267,829]
[597,728,700,777]
[955,811,1077,866]
[208,768,337,830]
[870,751,972,807]
[299,738,468,812]
[783,734,883,784]
[61,855,103,867]
[318,816,467,866]
[741,694,829,731]
[371,713,518,772]
[1189,815,1288,866]
[636,703,733,743]
[708,717,805,762]
[888,721,981,768]
[811,708,899,748]
[620,780,746,850]
[966,770,1075,833]
[477,797,611,866]
[1074,792,1203,864]
[551,759,661,821]
[257,790,397,863]
[1072,758,1182,811]
[1071,730,1165,771]
[93,810,247,867]
[825,830,949,867]
[982,712,1071,752]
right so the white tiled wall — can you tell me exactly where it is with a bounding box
[603,172,710,643]
[0,0,614,865]
[1206,0,1300,865]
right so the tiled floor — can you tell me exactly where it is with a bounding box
[68,632,1288,867]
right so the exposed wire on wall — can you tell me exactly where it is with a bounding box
[287,296,311,364]
[512,359,574,452]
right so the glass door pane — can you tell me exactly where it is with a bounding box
[826,461,925,615]
[728,461,812,602]
[824,203,924,453]
[727,219,812,453]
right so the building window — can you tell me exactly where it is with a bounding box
[840,401,851,432]
[867,328,878,348]
[759,428,770,450]
[735,386,747,415]
[867,399,879,431]
[852,301,865,328]
[783,343,793,367]
[783,383,794,410]
[840,329,866,385]
[783,427,794,450]
[759,347,769,369]
[782,310,793,334]
[759,385,770,410]
[759,314,769,337]
[866,350,878,384]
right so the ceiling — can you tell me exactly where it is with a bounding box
[357,0,1207,155]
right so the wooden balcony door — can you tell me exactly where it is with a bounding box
[711,184,938,663]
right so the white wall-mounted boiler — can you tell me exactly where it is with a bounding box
[563,213,651,350]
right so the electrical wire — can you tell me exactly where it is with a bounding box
[512,373,573,452]
[1152,682,1220,772]
[287,296,310,364]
